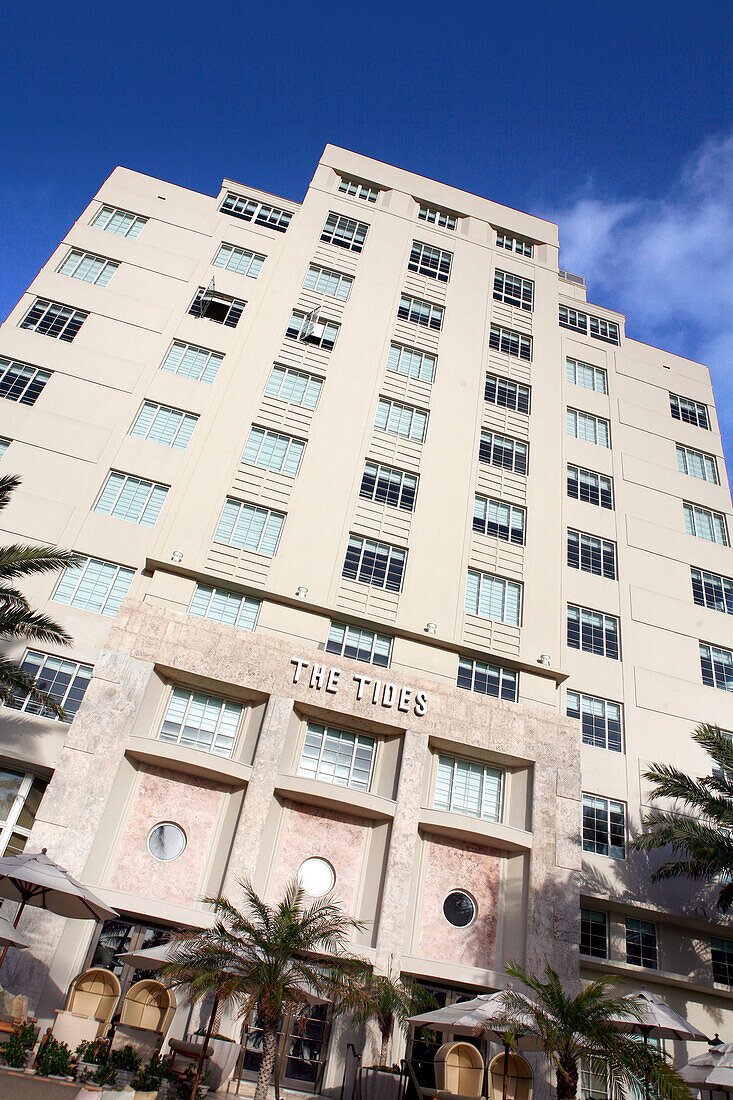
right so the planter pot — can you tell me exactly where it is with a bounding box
[157,1082,176,1100]
[202,1036,241,1091]
[134,1092,158,1100]
[77,1060,98,1082]
[116,1069,137,1089]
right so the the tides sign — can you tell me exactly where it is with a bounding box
[290,658,428,717]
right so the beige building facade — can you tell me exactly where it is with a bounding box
[0,145,732,1090]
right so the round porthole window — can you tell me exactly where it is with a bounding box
[298,857,335,897]
[443,890,476,928]
[147,822,187,862]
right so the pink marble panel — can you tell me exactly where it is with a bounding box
[270,802,367,914]
[108,765,223,906]
[416,836,502,969]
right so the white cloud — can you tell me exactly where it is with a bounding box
[547,130,733,480]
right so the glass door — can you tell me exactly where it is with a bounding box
[242,1004,332,1094]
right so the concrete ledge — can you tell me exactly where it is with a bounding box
[274,774,396,821]
[580,956,733,1000]
[401,955,508,991]
[418,809,533,852]
[125,736,253,788]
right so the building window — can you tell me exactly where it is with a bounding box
[434,754,503,822]
[560,306,620,345]
[161,341,223,384]
[684,502,729,545]
[677,444,719,484]
[189,287,245,327]
[489,324,532,361]
[286,310,340,350]
[320,212,368,252]
[219,192,292,232]
[692,568,733,615]
[484,373,530,414]
[91,205,147,238]
[582,794,626,858]
[303,263,353,301]
[670,393,709,430]
[189,584,260,631]
[299,857,335,897]
[0,358,51,405]
[711,937,733,985]
[58,249,119,286]
[0,769,48,857]
[496,231,533,257]
[398,293,444,331]
[418,205,456,230]
[626,918,657,968]
[375,397,428,443]
[213,243,265,278]
[473,496,525,545]
[567,605,620,659]
[457,657,518,701]
[265,365,322,410]
[580,909,608,958]
[581,1060,611,1100]
[443,891,476,927]
[567,464,614,509]
[299,722,375,790]
[465,569,522,626]
[493,270,533,311]
[567,530,616,579]
[408,240,453,282]
[342,535,406,592]
[215,499,284,556]
[94,471,168,527]
[360,461,418,512]
[20,299,88,342]
[567,691,623,753]
[567,357,608,394]
[590,316,620,344]
[326,622,392,667]
[700,643,733,691]
[567,409,611,448]
[338,177,379,203]
[53,555,134,616]
[242,426,305,477]
[4,650,93,721]
[158,687,242,758]
[148,822,186,862]
[0,440,8,460]
[387,342,436,383]
[130,402,198,450]
[479,430,528,475]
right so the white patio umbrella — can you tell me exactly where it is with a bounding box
[0,911,29,950]
[117,940,178,969]
[706,1047,733,1093]
[0,847,118,968]
[612,989,709,1100]
[409,991,542,1100]
[679,1041,733,1095]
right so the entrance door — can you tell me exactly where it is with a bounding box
[242,1003,332,1093]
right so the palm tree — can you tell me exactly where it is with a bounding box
[499,963,689,1100]
[164,878,367,1100]
[339,970,437,1067]
[0,474,80,718]
[632,724,733,910]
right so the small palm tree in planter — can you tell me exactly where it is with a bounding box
[500,963,689,1100]
[164,877,368,1100]
[3,1021,38,1069]
[339,971,438,1067]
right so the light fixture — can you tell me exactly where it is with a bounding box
[425,622,437,635]
[296,586,308,599]
[170,550,183,564]
[538,654,551,667]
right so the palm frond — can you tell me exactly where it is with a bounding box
[0,475,22,512]
[0,543,82,581]
[0,605,73,645]
[0,656,67,719]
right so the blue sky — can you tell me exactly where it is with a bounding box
[2,0,732,474]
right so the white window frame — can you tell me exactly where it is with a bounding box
[493,269,533,311]
[408,240,453,282]
[52,555,134,617]
[303,264,353,301]
[20,299,88,342]
[189,583,260,631]
[94,471,169,527]
[375,397,428,443]
[161,341,223,384]
[418,204,457,230]
[485,373,530,414]
[691,567,733,615]
[566,357,608,394]
[465,569,522,626]
[700,643,733,692]
[433,754,503,822]
[286,310,340,350]
[567,690,623,752]
[213,243,265,278]
[158,687,243,758]
[479,430,528,475]
[91,205,147,238]
[457,657,518,701]
[320,211,369,252]
[0,358,52,405]
[670,392,709,429]
[298,721,376,790]
[215,499,284,557]
[567,408,611,448]
[582,793,626,858]
[567,604,620,659]
[219,192,292,232]
[387,342,436,383]
[473,495,525,545]
[567,464,614,509]
[489,323,532,361]
[496,231,533,257]
[398,293,444,330]
[342,535,406,592]
[130,402,198,450]
[326,622,392,667]
[338,177,380,203]
[265,365,322,409]
[0,768,47,857]
[242,426,305,477]
[4,649,93,722]
[677,444,719,484]
[684,502,729,545]
[57,249,119,286]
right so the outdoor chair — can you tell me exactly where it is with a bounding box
[52,967,122,1046]
[488,1053,533,1100]
[110,978,176,1056]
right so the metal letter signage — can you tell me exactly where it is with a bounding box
[290,658,427,717]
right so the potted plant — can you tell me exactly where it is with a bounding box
[110,1043,141,1089]
[193,1029,241,1091]
[2,1021,37,1071]
[75,1037,109,1083]
[132,1053,172,1099]
[36,1037,74,1079]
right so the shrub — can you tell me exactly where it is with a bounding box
[109,1044,141,1074]
[132,1053,174,1091]
[36,1037,74,1078]
[176,1064,209,1100]
[3,1021,37,1068]
[75,1037,108,1065]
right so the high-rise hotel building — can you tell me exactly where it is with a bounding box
[0,146,731,1090]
